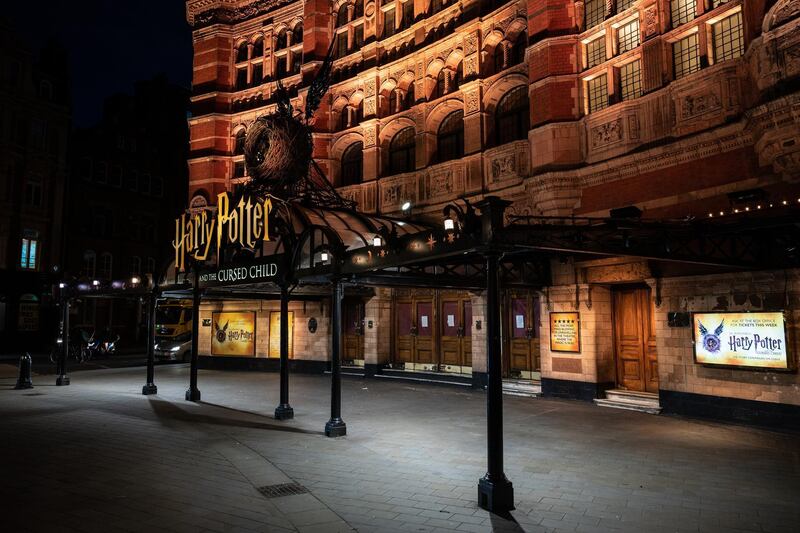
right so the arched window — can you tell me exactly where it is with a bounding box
[276,30,288,50]
[236,42,249,62]
[341,142,364,186]
[452,63,463,91]
[336,3,350,28]
[388,88,402,115]
[494,43,506,73]
[83,250,96,278]
[292,23,303,44]
[437,110,464,162]
[355,0,364,17]
[495,86,530,145]
[339,107,350,130]
[434,69,447,99]
[388,127,416,175]
[405,84,415,108]
[252,37,264,57]
[234,129,246,155]
[99,253,113,279]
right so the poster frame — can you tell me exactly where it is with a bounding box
[549,311,581,353]
[691,310,793,372]
[211,310,257,357]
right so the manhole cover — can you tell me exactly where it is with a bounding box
[257,483,309,498]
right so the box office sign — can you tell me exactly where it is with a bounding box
[693,311,789,370]
[550,312,580,353]
[211,311,256,357]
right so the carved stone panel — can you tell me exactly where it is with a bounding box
[643,4,659,40]
[680,91,721,120]
[590,118,624,148]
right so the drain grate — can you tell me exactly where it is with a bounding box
[257,482,309,498]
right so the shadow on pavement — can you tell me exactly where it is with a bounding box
[489,511,525,532]
[148,397,324,435]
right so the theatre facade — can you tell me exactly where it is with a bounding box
[183,0,800,427]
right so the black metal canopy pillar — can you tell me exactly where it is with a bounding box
[56,292,70,386]
[185,269,201,402]
[142,289,158,395]
[274,284,294,419]
[325,277,347,437]
[476,197,514,513]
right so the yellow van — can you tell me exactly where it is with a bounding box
[154,301,193,361]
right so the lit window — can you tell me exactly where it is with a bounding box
[586,74,609,113]
[586,36,606,69]
[617,19,640,54]
[618,60,642,101]
[618,0,635,11]
[20,236,39,270]
[673,33,701,79]
[585,0,605,30]
[671,0,695,27]
[712,12,743,63]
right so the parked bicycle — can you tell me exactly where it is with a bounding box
[49,328,92,364]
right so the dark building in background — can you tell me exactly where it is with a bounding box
[0,18,70,353]
[65,75,189,350]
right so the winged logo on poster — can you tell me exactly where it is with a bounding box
[698,320,724,353]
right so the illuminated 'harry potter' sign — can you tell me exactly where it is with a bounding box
[173,192,273,271]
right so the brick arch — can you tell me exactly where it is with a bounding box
[397,71,416,92]
[425,97,463,134]
[482,72,528,113]
[348,89,366,107]
[505,16,528,41]
[425,57,445,79]
[331,94,350,114]
[379,78,398,96]
[379,116,416,150]
[482,29,505,51]
[249,32,265,44]
[331,131,365,161]
[444,49,464,70]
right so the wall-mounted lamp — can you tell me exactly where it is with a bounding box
[401,201,411,213]
[130,276,141,285]
[444,218,454,231]
[373,236,382,247]
[92,280,100,287]
[320,251,329,262]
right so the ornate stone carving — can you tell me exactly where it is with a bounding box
[427,169,454,197]
[464,33,478,55]
[574,1,585,32]
[627,115,640,141]
[783,44,800,78]
[465,91,480,114]
[491,154,516,182]
[464,55,478,77]
[364,98,376,116]
[644,5,659,39]
[590,119,623,148]
[365,79,376,97]
[191,0,289,28]
[364,127,376,147]
[681,92,721,119]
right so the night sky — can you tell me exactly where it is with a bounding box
[9,0,193,127]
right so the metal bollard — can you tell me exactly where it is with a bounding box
[14,353,33,390]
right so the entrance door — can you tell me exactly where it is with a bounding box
[268,311,294,358]
[414,300,434,365]
[613,286,658,392]
[507,294,540,379]
[343,300,364,365]
[393,296,436,369]
[440,296,472,372]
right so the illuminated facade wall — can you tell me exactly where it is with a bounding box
[185,0,800,421]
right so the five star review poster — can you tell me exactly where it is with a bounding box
[693,312,789,369]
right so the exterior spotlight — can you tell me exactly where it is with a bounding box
[782,200,788,205]
[708,213,713,218]
[92,280,100,286]
[320,251,329,262]
[59,282,67,289]
[745,207,750,211]
[373,236,382,247]
[719,211,724,216]
[444,218,455,230]
[757,205,762,209]
[131,276,140,285]
[401,201,411,211]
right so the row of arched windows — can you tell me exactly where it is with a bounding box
[337,86,529,184]
[235,24,303,62]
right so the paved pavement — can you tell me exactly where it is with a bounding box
[0,364,798,533]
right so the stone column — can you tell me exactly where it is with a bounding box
[361,119,380,181]
[363,288,392,376]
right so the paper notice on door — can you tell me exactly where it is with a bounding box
[515,314,525,329]
[447,315,455,327]
[420,315,429,328]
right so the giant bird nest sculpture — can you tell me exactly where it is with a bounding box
[243,42,352,209]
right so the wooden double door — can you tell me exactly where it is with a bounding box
[506,293,540,378]
[394,291,472,371]
[343,300,364,365]
[612,286,658,392]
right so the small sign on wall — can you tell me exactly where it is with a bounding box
[550,312,581,353]
[693,311,790,370]
[211,311,256,356]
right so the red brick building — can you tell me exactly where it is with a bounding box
[184,0,800,425]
